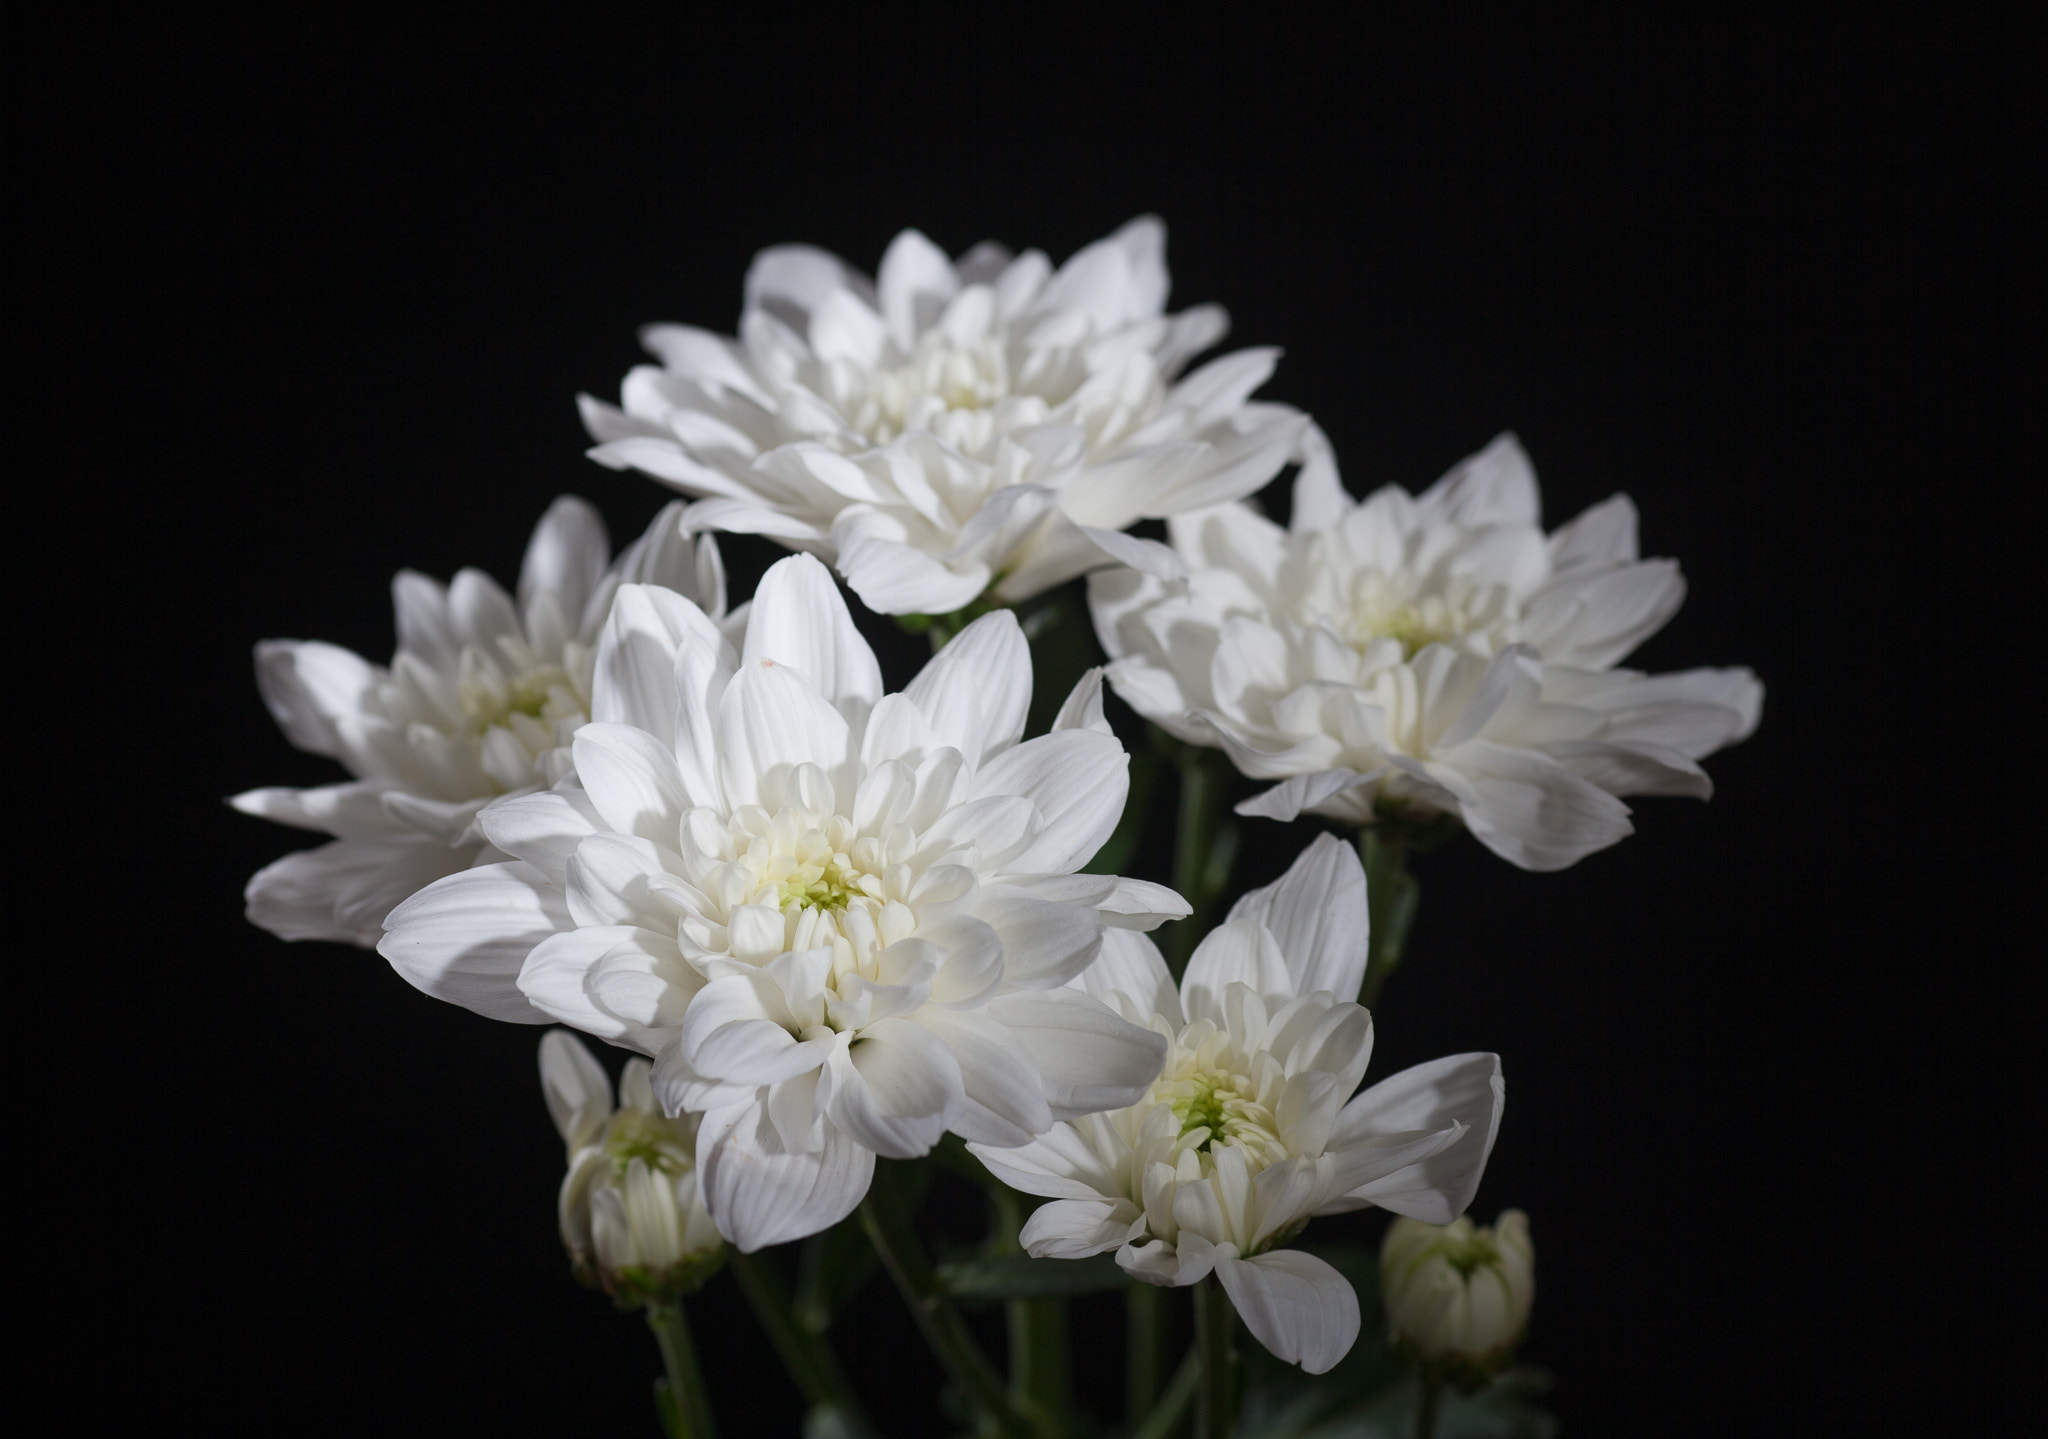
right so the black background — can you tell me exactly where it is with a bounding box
[17,8,2033,1436]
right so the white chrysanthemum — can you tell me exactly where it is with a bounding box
[1090,433,1764,870]
[381,554,1184,1250]
[578,216,1307,615]
[542,1030,722,1304]
[972,835,1504,1375]
[233,499,727,950]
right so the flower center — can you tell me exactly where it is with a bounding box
[856,333,1013,444]
[1341,572,1466,658]
[1434,1226,1504,1279]
[775,854,862,913]
[1152,1064,1286,1167]
[604,1109,693,1182]
[457,639,587,736]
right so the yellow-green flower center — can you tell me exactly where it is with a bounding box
[776,857,861,913]
[1435,1228,1503,1279]
[605,1110,692,1182]
[1154,1066,1283,1162]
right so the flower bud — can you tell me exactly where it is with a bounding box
[1380,1209,1533,1384]
[541,1031,722,1306]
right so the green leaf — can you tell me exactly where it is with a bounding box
[934,1252,1127,1300]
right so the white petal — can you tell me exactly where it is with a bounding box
[538,1029,613,1151]
[698,1102,876,1252]
[1448,741,1634,872]
[875,228,959,348]
[518,496,610,621]
[252,640,380,761]
[572,723,688,847]
[519,924,684,1051]
[592,582,725,739]
[1182,918,1290,1023]
[1327,1053,1504,1223]
[716,660,854,810]
[244,834,471,947]
[476,788,602,887]
[377,862,564,1022]
[911,1007,1052,1147]
[984,989,1167,1119]
[1068,927,1181,1028]
[974,729,1128,875]
[742,554,883,721]
[1019,1198,1144,1259]
[825,1018,959,1159]
[903,609,1030,766]
[975,889,1103,988]
[1213,1250,1360,1374]
[1225,832,1370,1002]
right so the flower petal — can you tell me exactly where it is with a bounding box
[984,989,1167,1119]
[1327,1053,1504,1223]
[378,861,564,1022]
[1224,832,1370,1002]
[742,554,883,722]
[698,1101,876,1252]
[1213,1249,1361,1375]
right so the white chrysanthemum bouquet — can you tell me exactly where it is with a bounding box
[235,217,1757,1438]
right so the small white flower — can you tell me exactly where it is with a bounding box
[542,1030,723,1304]
[1091,433,1764,870]
[579,217,1307,615]
[971,835,1504,1375]
[381,554,1184,1250]
[233,499,727,955]
[1380,1209,1534,1377]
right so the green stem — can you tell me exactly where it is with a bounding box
[1125,1282,1166,1421]
[1413,1372,1444,1439]
[646,1299,716,1439]
[1357,827,1420,1009]
[1132,1347,1200,1439]
[1007,1296,1068,1436]
[989,1186,1066,1437]
[1166,746,1237,973]
[1193,1276,1236,1439]
[859,1164,1029,1439]
[726,1250,872,1431]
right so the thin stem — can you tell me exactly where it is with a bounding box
[990,1185,1066,1437]
[1193,1276,1236,1439]
[727,1249,872,1431]
[1357,827,1420,1009]
[1167,746,1236,973]
[646,1299,716,1439]
[859,1163,1030,1439]
[1132,1347,1200,1439]
[1007,1296,1068,1436]
[1125,1282,1166,1421]
[1412,1372,1444,1439]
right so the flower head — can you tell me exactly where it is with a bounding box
[232,499,726,954]
[541,1030,722,1305]
[971,834,1504,1374]
[1090,433,1763,870]
[1381,1209,1534,1384]
[579,217,1307,614]
[381,554,1185,1249]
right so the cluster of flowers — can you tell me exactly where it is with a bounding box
[237,218,1757,1374]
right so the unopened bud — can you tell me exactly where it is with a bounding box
[541,1031,723,1306]
[1380,1209,1533,1385]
